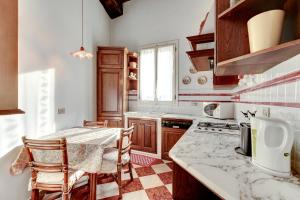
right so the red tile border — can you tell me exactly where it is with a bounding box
[145,186,173,200]
[236,101,300,108]
[234,70,300,96]
[179,100,232,103]
[179,93,232,96]
[135,166,156,177]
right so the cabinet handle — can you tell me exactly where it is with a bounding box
[172,126,180,129]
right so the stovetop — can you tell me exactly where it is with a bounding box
[194,121,240,135]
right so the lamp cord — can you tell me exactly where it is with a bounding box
[81,0,83,47]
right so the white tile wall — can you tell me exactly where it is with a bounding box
[234,54,300,174]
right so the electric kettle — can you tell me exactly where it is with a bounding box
[250,117,294,177]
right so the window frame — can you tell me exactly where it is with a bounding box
[138,40,179,105]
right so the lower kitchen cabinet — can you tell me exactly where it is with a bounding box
[162,127,187,160]
[128,118,157,153]
[161,118,193,160]
[173,162,220,200]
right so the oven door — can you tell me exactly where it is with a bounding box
[203,103,219,118]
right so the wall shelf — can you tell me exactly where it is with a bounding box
[186,49,214,71]
[0,109,25,115]
[186,33,214,51]
[216,39,300,76]
[218,0,285,19]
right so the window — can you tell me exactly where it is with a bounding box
[139,41,177,103]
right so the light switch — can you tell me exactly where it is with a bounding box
[57,108,66,114]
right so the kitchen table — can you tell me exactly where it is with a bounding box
[10,127,121,200]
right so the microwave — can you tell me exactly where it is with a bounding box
[203,102,234,119]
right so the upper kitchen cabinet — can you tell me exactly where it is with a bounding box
[0,0,24,115]
[215,0,300,76]
[97,47,128,128]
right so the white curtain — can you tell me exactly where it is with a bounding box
[140,48,156,101]
[157,45,174,101]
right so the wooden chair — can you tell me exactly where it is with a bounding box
[99,126,135,199]
[22,137,88,200]
[83,120,108,128]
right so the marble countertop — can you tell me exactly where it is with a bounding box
[124,111,200,120]
[169,121,300,200]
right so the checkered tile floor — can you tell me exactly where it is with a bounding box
[96,159,173,200]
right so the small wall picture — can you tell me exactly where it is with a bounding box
[197,75,208,85]
[182,76,192,85]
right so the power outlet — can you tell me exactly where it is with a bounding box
[262,107,271,118]
[57,108,66,114]
[191,102,198,106]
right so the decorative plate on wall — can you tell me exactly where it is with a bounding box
[197,75,208,85]
[182,76,192,85]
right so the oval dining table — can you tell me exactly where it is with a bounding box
[10,127,121,200]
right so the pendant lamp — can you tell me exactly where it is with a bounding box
[71,0,93,59]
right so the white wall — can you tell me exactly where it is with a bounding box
[111,0,217,93]
[0,0,111,199]
[233,54,300,174]
[110,0,233,114]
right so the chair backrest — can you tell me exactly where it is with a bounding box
[22,136,68,192]
[117,126,134,164]
[83,120,108,128]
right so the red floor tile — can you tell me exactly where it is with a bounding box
[157,171,173,184]
[121,178,144,194]
[145,186,173,200]
[166,162,173,170]
[100,196,120,200]
[135,166,156,177]
[150,159,164,166]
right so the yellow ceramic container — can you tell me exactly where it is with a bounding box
[247,10,285,53]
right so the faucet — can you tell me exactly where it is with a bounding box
[241,110,257,120]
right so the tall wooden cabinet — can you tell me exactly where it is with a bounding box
[97,47,128,127]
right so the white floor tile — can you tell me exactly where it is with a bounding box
[139,174,164,189]
[96,182,119,199]
[165,184,172,194]
[122,190,149,200]
[122,168,138,181]
[151,163,172,174]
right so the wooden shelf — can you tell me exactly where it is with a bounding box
[218,0,285,19]
[186,49,214,71]
[216,39,300,76]
[187,33,214,51]
[128,67,138,70]
[0,109,25,115]
[128,78,138,81]
[218,0,247,19]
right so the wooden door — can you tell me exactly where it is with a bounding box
[98,68,123,118]
[128,118,141,150]
[139,120,157,153]
[162,127,186,160]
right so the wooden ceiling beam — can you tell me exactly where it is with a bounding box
[99,0,130,19]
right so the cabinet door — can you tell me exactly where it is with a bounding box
[98,68,123,117]
[162,128,186,160]
[128,118,141,150]
[98,49,124,69]
[140,120,157,153]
